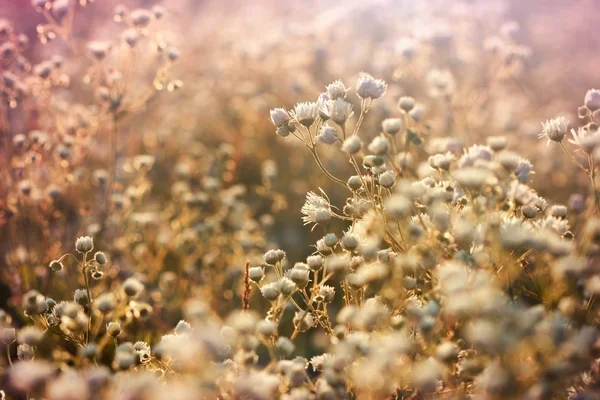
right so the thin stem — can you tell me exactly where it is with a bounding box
[559,143,588,174]
[588,154,600,214]
[309,148,347,187]
[82,254,92,345]
[6,343,12,367]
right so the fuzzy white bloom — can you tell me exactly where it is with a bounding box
[269,108,290,127]
[539,116,569,143]
[317,125,339,145]
[356,72,387,99]
[301,190,332,226]
[291,102,319,127]
[326,80,348,100]
[368,135,389,155]
[320,98,353,125]
[585,89,600,111]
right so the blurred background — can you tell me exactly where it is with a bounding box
[1,0,600,316]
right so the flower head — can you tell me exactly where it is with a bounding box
[301,190,332,227]
[291,102,319,127]
[320,98,353,126]
[75,236,94,253]
[539,116,569,143]
[270,108,291,127]
[356,72,387,99]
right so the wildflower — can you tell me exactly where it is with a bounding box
[74,288,90,307]
[264,249,280,265]
[347,175,363,191]
[409,104,425,121]
[293,311,316,332]
[279,277,297,296]
[367,135,389,155]
[75,236,94,253]
[122,277,144,298]
[317,285,335,302]
[106,322,121,337]
[356,72,387,99]
[539,116,569,143]
[487,136,507,151]
[378,170,396,188]
[287,266,310,289]
[326,80,348,100]
[49,260,63,272]
[515,157,533,183]
[306,255,323,271]
[130,8,153,27]
[122,28,139,47]
[22,290,47,315]
[301,190,332,226]
[17,326,44,346]
[398,96,416,112]
[95,293,115,313]
[270,108,291,127]
[342,136,362,154]
[17,343,35,361]
[260,282,281,301]
[87,41,111,61]
[584,89,600,111]
[320,98,353,125]
[0,327,15,344]
[317,125,339,145]
[382,118,403,135]
[291,102,319,127]
[341,232,359,251]
[248,266,265,282]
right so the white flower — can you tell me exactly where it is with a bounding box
[291,102,319,127]
[317,125,339,145]
[585,88,600,111]
[269,108,290,127]
[320,98,353,125]
[356,72,387,99]
[326,80,348,100]
[539,116,569,143]
[301,190,332,227]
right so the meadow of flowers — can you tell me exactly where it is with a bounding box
[1,0,600,399]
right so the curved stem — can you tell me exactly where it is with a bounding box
[559,143,588,174]
[309,148,347,187]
